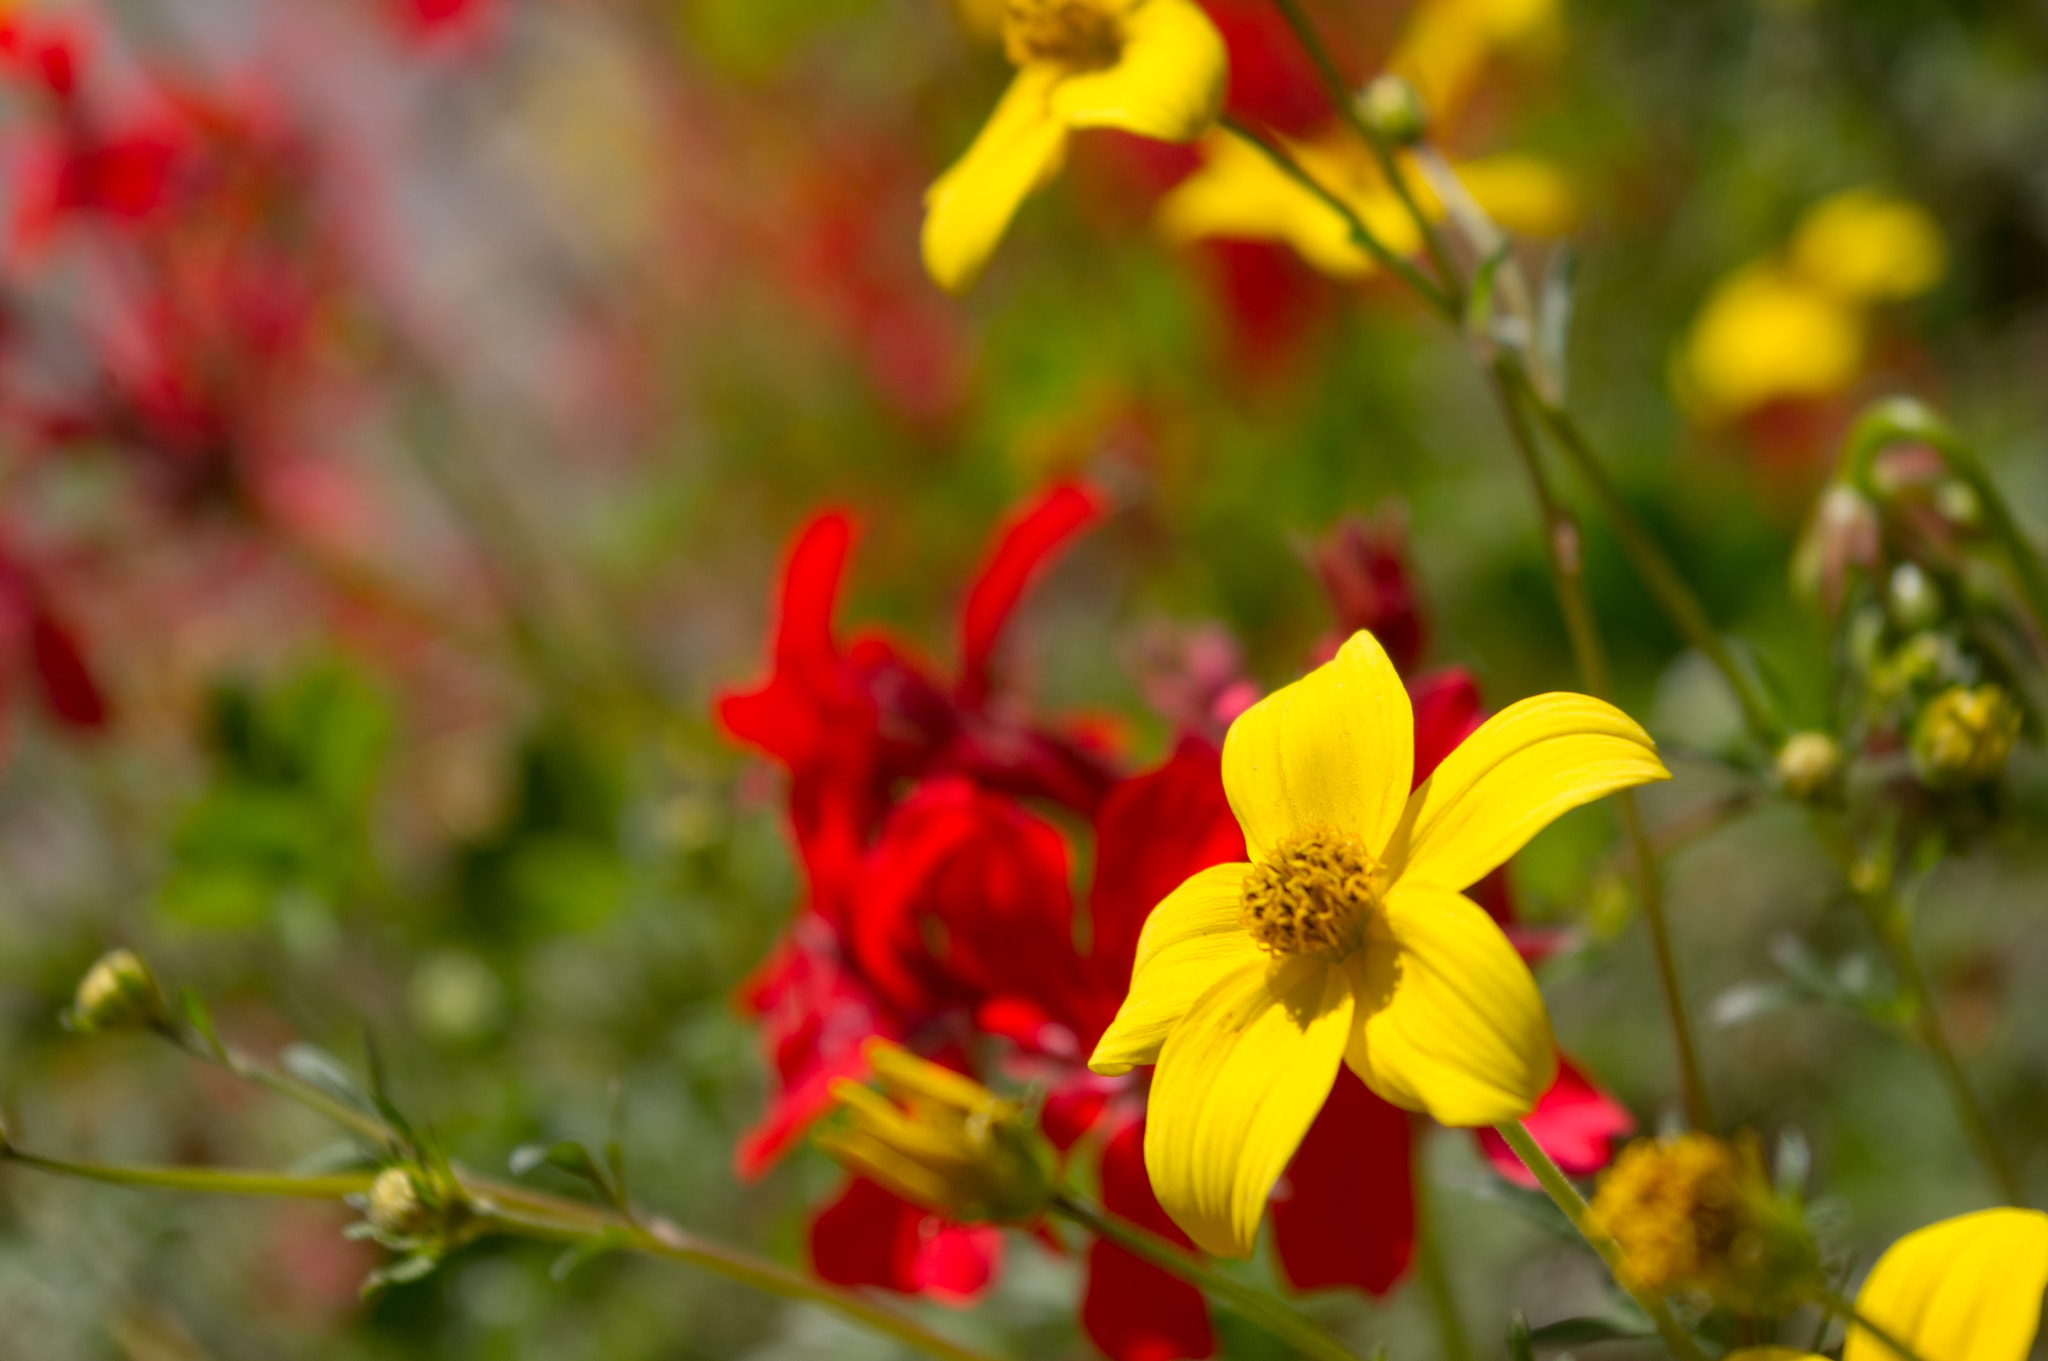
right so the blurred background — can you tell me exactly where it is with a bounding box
[0,0,2046,1356]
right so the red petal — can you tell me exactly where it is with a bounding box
[1407,668,1485,787]
[957,483,1104,705]
[27,605,106,731]
[1085,737,1244,1033]
[1270,1069,1415,1296]
[809,1179,1002,1306]
[1475,1055,1634,1187]
[1083,1119,1214,1361]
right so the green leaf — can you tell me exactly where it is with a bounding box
[176,987,226,1061]
[281,1043,374,1115]
[549,1229,633,1283]
[1525,1311,1655,1348]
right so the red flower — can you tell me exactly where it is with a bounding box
[1311,511,1427,675]
[811,1175,1004,1307]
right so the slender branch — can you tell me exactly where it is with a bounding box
[1264,0,1463,307]
[1490,1122,1713,1361]
[1817,1288,1933,1361]
[1487,361,1716,1133]
[0,1140,1004,1361]
[1502,363,1786,746]
[1218,115,1458,322]
[1410,1154,1475,1361]
[1048,1192,1364,1361]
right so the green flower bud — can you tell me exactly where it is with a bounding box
[66,949,169,1035]
[366,1168,432,1239]
[1775,732,1842,802]
[1359,74,1429,147]
[1912,685,2023,790]
[1886,563,1943,632]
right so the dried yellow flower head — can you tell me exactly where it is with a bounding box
[1001,0,1122,70]
[817,1040,1055,1224]
[1912,685,2022,790]
[1586,1133,1817,1310]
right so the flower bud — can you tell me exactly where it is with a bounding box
[1885,563,1943,632]
[1359,74,1429,146]
[1775,733,1842,802]
[66,949,169,1034]
[816,1039,1054,1224]
[1793,484,1880,618]
[1911,685,2022,790]
[1586,1132,1818,1313]
[366,1167,431,1238]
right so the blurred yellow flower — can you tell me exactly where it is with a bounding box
[1158,129,1577,279]
[1675,189,1945,425]
[924,0,1227,293]
[1388,0,1563,129]
[1088,630,1667,1259]
[1726,1208,2047,1361]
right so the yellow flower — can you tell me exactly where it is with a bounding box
[1387,0,1562,130]
[1726,1208,2048,1361]
[816,1039,1056,1223]
[1675,189,1944,425]
[1158,129,1577,279]
[923,0,1226,293]
[1087,630,1668,1259]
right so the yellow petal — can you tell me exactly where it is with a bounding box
[1388,691,1668,892]
[1344,880,1555,1125]
[1050,0,1225,143]
[1457,153,1580,239]
[1790,189,1946,304]
[1144,955,1354,1259]
[923,65,1071,294]
[1388,0,1561,126]
[1675,263,1866,423]
[1089,862,1260,1076]
[1847,1208,2048,1361]
[1726,1352,1823,1361]
[1221,630,1413,864]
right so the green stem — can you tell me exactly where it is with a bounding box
[1265,0,1464,309]
[1487,362,1716,1133]
[1410,1154,1475,1361]
[1049,1192,1364,1361]
[1819,834,2022,1204]
[1490,1122,1712,1361]
[1817,1288,1932,1361]
[1,1141,1002,1361]
[1218,116,1458,322]
[1502,363,1786,746]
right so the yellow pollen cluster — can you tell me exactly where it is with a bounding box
[1002,0,1123,70]
[1586,1134,1746,1296]
[1240,828,1378,959]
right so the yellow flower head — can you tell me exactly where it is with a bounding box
[923,0,1227,293]
[1387,0,1562,130]
[1087,630,1668,1259]
[1911,684,2023,791]
[1158,130,1577,281]
[1846,1208,2048,1361]
[816,1039,1056,1223]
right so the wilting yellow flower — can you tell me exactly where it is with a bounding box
[1158,129,1577,279]
[1387,0,1562,129]
[816,1039,1055,1223]
[923,0,1227,293]
[1088,630,1667,1259]
[1726,1208,2048,1361]
[1675,190,1944,425]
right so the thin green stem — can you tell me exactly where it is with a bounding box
[1410,1155,1474,1361]
[1817,835,2022,1204]
[1265,0,1463,308]
[1817,1288,1931,1361]
[1502,363,1786,746]
[1490,1122,1712,1361]
[1,1140,1002,1361]
[1487,362,1716,1133]
[1049,1192,1363,1361]
[1218,115,1457,322]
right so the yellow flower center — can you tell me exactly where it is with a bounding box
[1240,828,1380,960]
[1001,0,1123,71]
[1585,1134,1745,1296]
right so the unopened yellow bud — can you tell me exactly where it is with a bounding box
[1359,74,1429,146]
[1586,1133,1816,1312]
[67,949,169,1034]
[816,1039,1054,1224]
[1912,684,2022,790]
[1775,733,1842,802]
[366,1168,431,1238]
